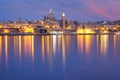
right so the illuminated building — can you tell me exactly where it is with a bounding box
[44,9,61,29]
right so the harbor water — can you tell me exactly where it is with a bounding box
[0,35,120,80]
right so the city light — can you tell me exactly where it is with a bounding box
[0,25,2,28]
[50,31,58,34]
[4,29,10,33]
[0,9,119,35]
[66,26,72,30]
[77,28,95,34]
[102,30,109,33]
[100,27,109,33]
[77,28,84,34]
[23,28,34,33]
[45,25,50,28]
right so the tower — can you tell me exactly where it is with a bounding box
[62,12,66,29]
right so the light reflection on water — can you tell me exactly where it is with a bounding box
[100,35,108,56]
[5,36,8,68]
[0,36,2,59]
[0,35,120,80]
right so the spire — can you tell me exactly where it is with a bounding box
[62,12,65,20]
[62,12,66,29]
[62,12,65,17]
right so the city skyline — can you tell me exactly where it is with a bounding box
[0,0,120,21]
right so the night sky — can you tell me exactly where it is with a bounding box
[0,0,120,21]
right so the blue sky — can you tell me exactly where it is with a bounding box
[0,0,120,21]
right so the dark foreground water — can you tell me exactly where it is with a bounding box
[0,35,120,80]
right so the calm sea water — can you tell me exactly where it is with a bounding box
[0,35,120,80]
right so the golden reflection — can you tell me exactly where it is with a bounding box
[58,35,62,53]
[23,36,31,55]
[18,36,22,63]
[0,36,2,59]
[52,35,57,55]
[77,35,84,53]
[100,35,109,56]
[5,36,8,67]
[31,36,34,63]
[113,35,116,53]
[49,36,53,67]
[66,35,70,50]
[42,36,45,61]
[0,36,2,58]
[46,36,50,58]
[85,35,91,54]
[14,36,19,55]
[62,35,66,67]
[23,36,34,62]
[96,35,99,53]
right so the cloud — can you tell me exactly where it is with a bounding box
[0,0,120,21]
[83,0,120,20]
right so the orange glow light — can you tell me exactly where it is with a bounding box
[45,26,50,28]
[77,28,95,34]
[24,28,34,33]
[0,25,2,28]
[4,29,10,33]
[77,28,84,34]
[101,30,109,33]
[66,26,71,30]
[5,36,8,67]
[0,36,2,58]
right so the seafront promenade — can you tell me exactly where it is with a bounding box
[0,27,119,35]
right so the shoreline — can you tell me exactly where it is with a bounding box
[0,33,117,36]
